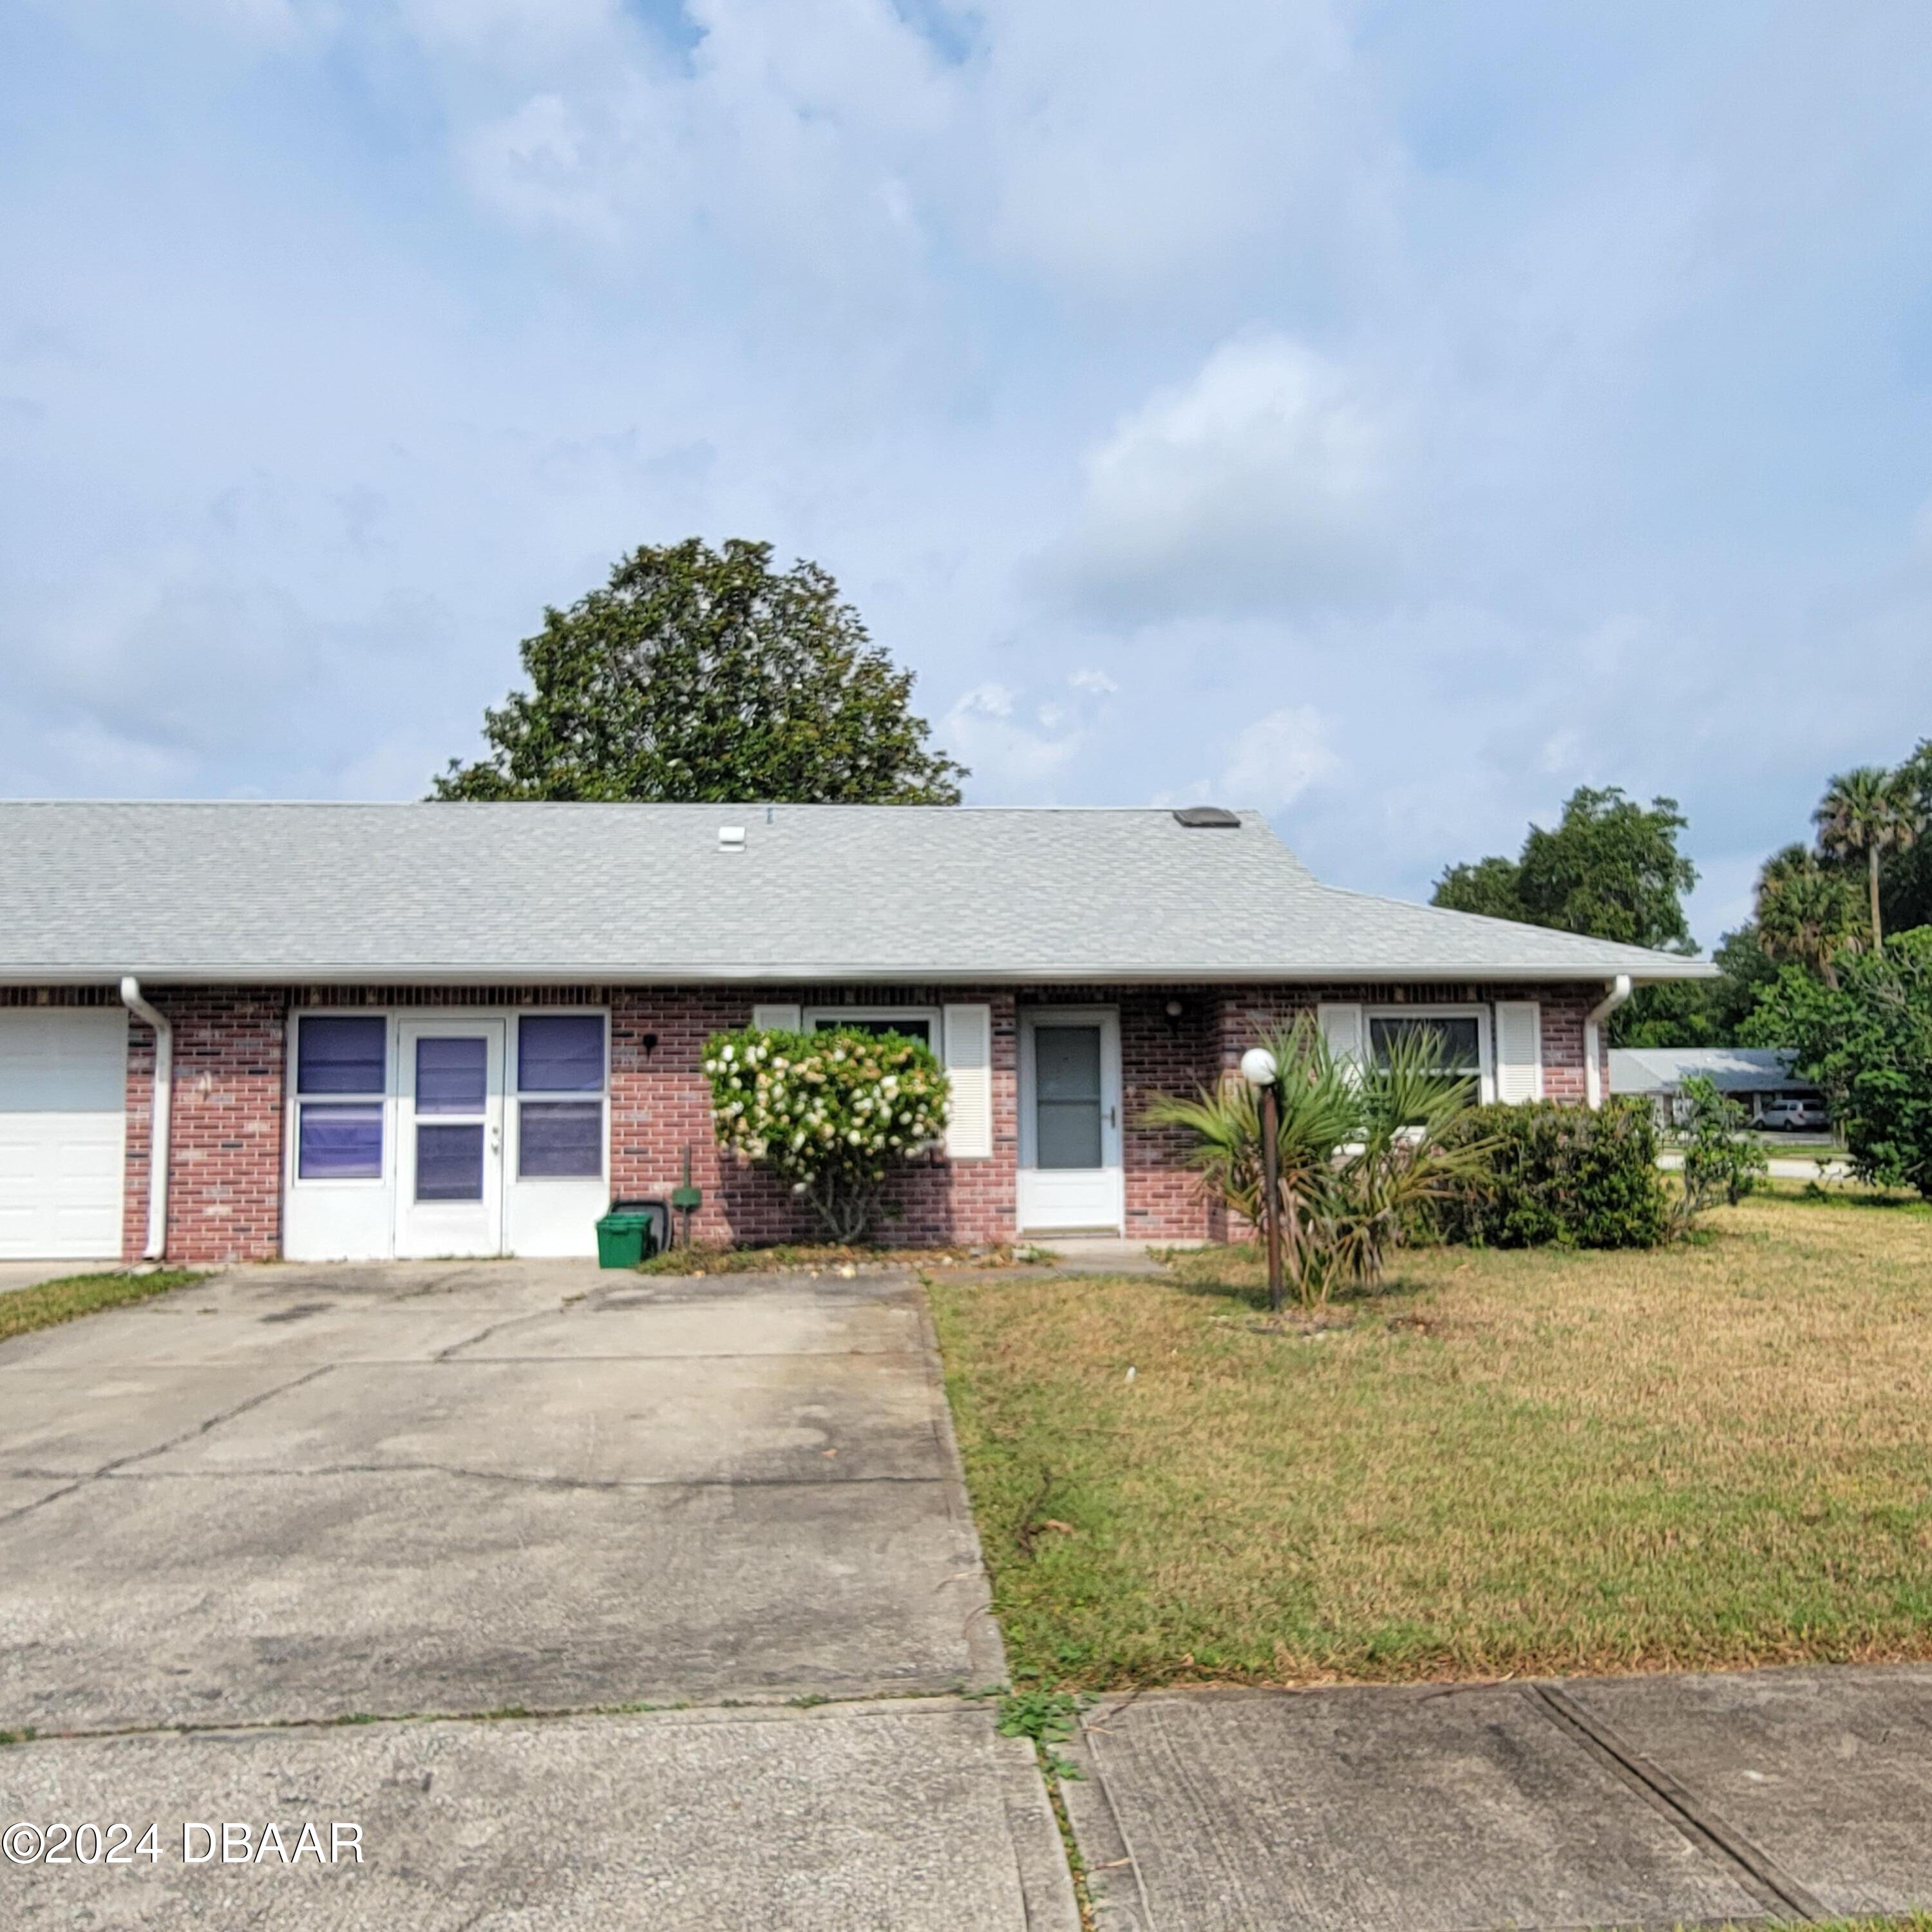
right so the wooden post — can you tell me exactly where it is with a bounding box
[1260,1082,1283,1313]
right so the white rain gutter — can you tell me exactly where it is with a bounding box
[119,976,172,1260]
[1583,974,1632,1109]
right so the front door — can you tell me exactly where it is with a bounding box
[395,1019,505,1258]
[1018,1007,1123,1235]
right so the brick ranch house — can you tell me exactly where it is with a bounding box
[0,801,1712,1265]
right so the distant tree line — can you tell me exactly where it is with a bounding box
[1430,748,1931,1049]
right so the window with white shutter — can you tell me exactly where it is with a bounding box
[1493,1001,1542,1104]
[942,1004,993,1159]
[1317,1003,1365,1070]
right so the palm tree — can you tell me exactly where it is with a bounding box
[1142,1017,1492,1309]
[1814,766,1920,948]
[1755,844,1864,989]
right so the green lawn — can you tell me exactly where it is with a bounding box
[0,1268,202,1346]
[927,1193,1932,1690]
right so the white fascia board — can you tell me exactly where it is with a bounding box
[1,958,1722,987]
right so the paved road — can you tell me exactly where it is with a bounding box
[1067,1671,1932,1930]
[0,1259,1075,1929]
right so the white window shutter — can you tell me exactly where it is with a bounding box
[1495,1001,1542,1103]
[1317,1003,1365,1070]
[752,1003,802,1032]
[942,1004,993,1159]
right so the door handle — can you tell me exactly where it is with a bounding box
[1106,1106,1117,1128]
[490,1126,502,1153]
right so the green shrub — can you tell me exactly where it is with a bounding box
[1674,1073,1769,1220]
[703,1026,950,1243]
[1437,1097,1672,1249]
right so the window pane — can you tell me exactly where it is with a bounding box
[1370,1016,1481,1073]
[415,1123,484,1201]
[518,1014,605,1093]
[298,1016,386,1095]
[1037,1102,1103,1169]
[298,1103,383,1180]
[1035,1027,1101,1101]
[811,1017,932,1046]
[417,1036,488,1114]
[519,1101,603,1179]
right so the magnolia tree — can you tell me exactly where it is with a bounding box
[702,1027,951,1242]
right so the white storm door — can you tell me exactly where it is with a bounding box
[1018,1008,1123,1235]
[395,1019,505,1258]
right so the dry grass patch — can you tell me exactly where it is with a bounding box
[927,1194,1932,1690]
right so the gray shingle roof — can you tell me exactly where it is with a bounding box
[0,801,1716,986]
[1610,1047,1805,1094]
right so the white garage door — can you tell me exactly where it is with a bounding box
[0,1010,128,1260]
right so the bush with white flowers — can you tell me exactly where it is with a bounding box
[702,1027,951,1242]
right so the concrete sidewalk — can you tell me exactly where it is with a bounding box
[0,1258,1076,1931]
[1065,1667,1932,1930]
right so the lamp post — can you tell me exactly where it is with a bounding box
[1240,1046,1283,1312]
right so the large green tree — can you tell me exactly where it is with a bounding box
[1814,764,1920,948]
[1430,787,1701,1042]
[1743,929,1932,1197]
[1432,786,1698,951]
[1753,843,1865,989]
[435,538,967,804]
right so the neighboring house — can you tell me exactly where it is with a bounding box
[0,802,1713,1265]
[1609,1046,1828,1128]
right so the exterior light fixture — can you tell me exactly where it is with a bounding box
[1241,1045,1285,1311]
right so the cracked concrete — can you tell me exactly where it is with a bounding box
[0,1258,1073,1930]
[1064,1674,1932,1931]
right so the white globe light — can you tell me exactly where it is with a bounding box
[1240,1046,1278,1088]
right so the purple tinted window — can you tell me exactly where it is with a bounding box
[417,1036,488,1114]
[298,1016,386,1095]
[415,1123,484,1201]
[298,1103,383,1180]
[519,1015,603,1093]
[518,1101,603,1179]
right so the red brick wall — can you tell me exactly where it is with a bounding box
[607,987,1019,1247]
[6,978,1622,1262]
[122,990,287,1264]
[1213,981,1609,1099]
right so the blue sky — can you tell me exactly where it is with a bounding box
[4,1,1931,947]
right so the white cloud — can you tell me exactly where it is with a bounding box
[1214,705,1343,813]
[1042,335,1392,622]
[938,668,1121,794]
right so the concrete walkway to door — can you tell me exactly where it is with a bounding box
[0,1258,1077,1930]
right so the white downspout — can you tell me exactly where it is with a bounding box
[1583,974,1631,1110]
[120,977,172,1260]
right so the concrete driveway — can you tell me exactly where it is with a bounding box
[0,1260,1075,1929]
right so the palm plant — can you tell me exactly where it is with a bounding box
[1755,843,1864,989]
[1143,1018,1359,1303]
[1333,1027,1497,1289]
[1814,766,1921,949]
[1144,1016,1492,1309]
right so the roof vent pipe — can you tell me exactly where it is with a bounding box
[1583,974,1631,1110]
[119,977,171,1260]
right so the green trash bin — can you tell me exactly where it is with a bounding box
[595,1205,660,1269]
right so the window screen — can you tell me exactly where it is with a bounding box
[1368,1016,1482,1077]
[518,1015,605,1092]
[298,1103,383,1180]
[297,1016,386,1095]
[810,1016,934,1048]
[519,1102,603,1179]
